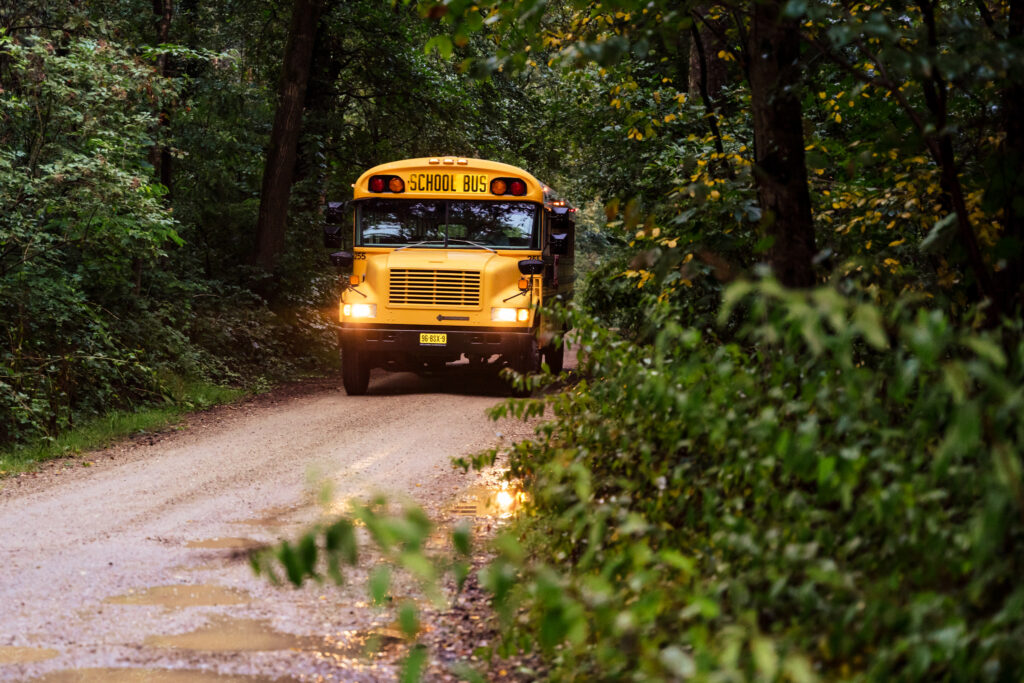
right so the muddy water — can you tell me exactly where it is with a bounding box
[106,584,249,608]
[0,369,546,681]
[145,615,403,658]
[449,483,521,517]
[185,537,268,551]
[230,505,302,529]
[34,669,282,682]
[0,647,58,665]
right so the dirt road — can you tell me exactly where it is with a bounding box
[0,366,544,682]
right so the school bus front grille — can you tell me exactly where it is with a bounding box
[388,269,482,307]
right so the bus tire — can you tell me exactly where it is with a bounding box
[509,338,539,397]
[342,344,370,396]
[543,342,564,374]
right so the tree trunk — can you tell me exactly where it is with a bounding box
[150,0,173,193]
[254,0,323,274]
[688,10,727,98]
[747,0,816,287]
[999,0,1024,313]
[689,22,731,176]
[138,0,173,296]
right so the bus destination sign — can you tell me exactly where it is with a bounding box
[406,172,489,194]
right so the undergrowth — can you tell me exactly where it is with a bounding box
[0,379,244,475]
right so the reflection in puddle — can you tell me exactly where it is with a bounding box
[145,616,404,659]
[185,537,267,550]
[106,584,249,608]
[146,617,306,652]
[0,646,58,664]
[449,482,524,518]
[32,669,282,682]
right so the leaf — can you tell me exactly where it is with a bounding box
[854,304,889,349]
[398,601,420,638]
[920,213,958,254]
[751,636,779,679]
[962,336,1007,368]
[325,519,358,566]
[276,541,306,586]
[399,644,428,683]
[659,645,696,677]
[452,521,472,557]
[369,565,391,605]
[424,35,453,60]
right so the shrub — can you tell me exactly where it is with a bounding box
[477,284,1024,681]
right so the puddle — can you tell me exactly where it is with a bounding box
[232,505,300,528]
[32,669,282,682]
[146,615,404,658]
[106,584,249,608]
[449,483,522,518]
[146,617,305,652]
[185,538,267,551]
[0,646,58,664]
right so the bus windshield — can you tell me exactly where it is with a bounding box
[357,199,538,249]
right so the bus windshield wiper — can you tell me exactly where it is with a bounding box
[446,238,496,253]
[395,240,445,251]
[396,238,496,253]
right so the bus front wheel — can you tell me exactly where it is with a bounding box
[341,344,370,395]
[509,338,540,397]
[542,342,564,374]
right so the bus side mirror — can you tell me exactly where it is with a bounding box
[518,259,544,276]
[325,201,348,223]
[330,251,354,271]
[324,225,343,248]
[550,232,570,256]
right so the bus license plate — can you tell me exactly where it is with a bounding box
[420,333,447,346]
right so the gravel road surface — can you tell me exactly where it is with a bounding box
[0,365,545,682]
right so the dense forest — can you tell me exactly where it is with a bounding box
[0,0,553,447]
[4,0,1024,680]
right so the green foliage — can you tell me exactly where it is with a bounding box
[479,287,1024,680]
[252,499,475,675]
[0,378,242,474]
[0,34,181,443]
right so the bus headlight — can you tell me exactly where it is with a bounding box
[492,307,529,322]
[343,303,377,319]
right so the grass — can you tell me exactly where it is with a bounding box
[0,380,246,476]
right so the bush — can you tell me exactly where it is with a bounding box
[478,284,1024,680]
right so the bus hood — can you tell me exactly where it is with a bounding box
[382,248,499,272]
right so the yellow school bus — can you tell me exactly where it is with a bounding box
[323,156,575,395]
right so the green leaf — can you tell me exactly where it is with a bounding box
[398,601,420,638]
[854,304,889,349]
[399,644,428,683]
[920,213,958,254]
[962,336,1007,368]
[751,637,779,678]
[369,565,391,605]
[424,35,453,60]
[452,521,472,556]
[659,645,696,677]
[325,519,358,566]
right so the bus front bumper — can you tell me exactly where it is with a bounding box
[339,324,533,357]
